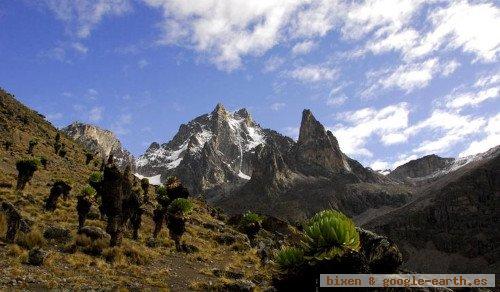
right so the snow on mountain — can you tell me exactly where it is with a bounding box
[135,104,270,194]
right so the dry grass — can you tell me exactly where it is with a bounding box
[0,212,6,236]
[16,227,45,249]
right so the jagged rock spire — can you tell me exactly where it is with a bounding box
[296,109,348,172]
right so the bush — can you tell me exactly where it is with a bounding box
[168,198,193,215]
[156,185,170,207]
[85,152,94,165]
[241,211,264,226]
[3,140,13,151]
[275,246,305,271]
[89,172,103,183]
[303,210,360,257]
[15,158,40,190]
[54,133,62,154]
[81,185,96,197]
[58,144,67,157]
[28,139,38,154]
[39,156,48,169]
[16,228,45,249]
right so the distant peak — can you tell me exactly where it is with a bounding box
[212,103,227,114]
[234,108,253,124]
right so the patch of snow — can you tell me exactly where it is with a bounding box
[134,173,162,185]
[165,140,188,169]
[238,171,251,180]
[376,169,391,176]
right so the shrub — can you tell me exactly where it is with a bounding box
[58,144,67,157]
[167,198,193,215]
[156,185,170,207]
[39,156,48,169]
[303,210,360,257]
[28,139,38,154]
[241,211,264,226]
[89,172,103,183]
[85,152,94,165]
[15,158,40,190]
[3,140,13,151]
[54,133,62,154]
[16,228,45,249]
[81,185,96,198]
[275,246,305,271]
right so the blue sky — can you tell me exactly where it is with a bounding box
[0,0,499,170]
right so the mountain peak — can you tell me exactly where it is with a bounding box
[212,103,227,115]
[297,109,348,173]
[62,122,135,170]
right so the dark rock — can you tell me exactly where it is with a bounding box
[389,154,454,180]
[146,237,159,248]
[78,226,109,241]
[43,226,72,242]
[222,279,255,291]
[357,227,402,272]
[27,248,46,266]
[216,234,237,245]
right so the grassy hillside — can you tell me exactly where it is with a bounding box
[0,89,276,290]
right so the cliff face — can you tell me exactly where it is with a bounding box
[389,154,455,180]
[62,122,135,170]
[295,110,349,174]
[365,146,500,273]
[218,109,410,221]
[136,103,294,200]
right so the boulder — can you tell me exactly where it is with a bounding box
[43,226,72,242]
[28,248,46,266]
[357,227,402,272]
[78,226,109,241]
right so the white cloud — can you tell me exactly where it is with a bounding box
[405,110,486,154]
[381,58,439,92]
[288,65,338,83]
[370,160,390,170]
[445,72,500,109]
[42,0,132,38]
[363,58,463,96]
[270,102,286,111]
[86,88,98,99]
[71,42,88,53]
[441,60,460,77]
[47,112,63,120]
[89,106,104,122]
[409,1,500,62]
[111,113,132,135]
[263,56,285,73]
[291,40,316,55]
[460,113,500,157]
[144,0,309,71]
[282,126,299,140]
[330,102,410,157]
[326,96,347,107]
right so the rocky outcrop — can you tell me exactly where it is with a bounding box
[389,154,454,180]
[219,110,409,221]
[365,147,500,273]
[295,109,349,174]
[62,122,134,170]
[136,103,293,200]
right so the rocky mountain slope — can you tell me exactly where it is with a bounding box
[219,109,411,221]
[62,122,135,170]
[137,106,411,221]
[0,89,279,290]
[388,154,455,181]
[137,104,293,200]
[364,146,500,273]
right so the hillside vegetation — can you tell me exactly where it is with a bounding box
[0,89,276,290]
